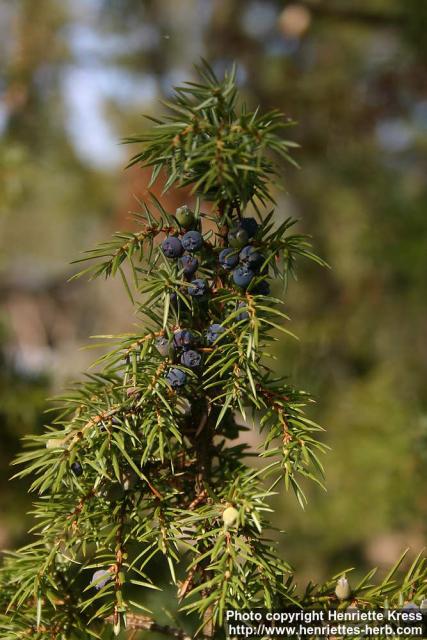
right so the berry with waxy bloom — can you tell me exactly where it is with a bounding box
[91,569,111,590]
[219,248,239,270]
[180,254,199,277]
[180,349,202,368]
[206,323,225,345]
[173,329,194,349]
[161,236,183,259]
[182,230,203,252]
[188,278,208,297]
[166,368,187,388]
[155,336,171,357]
[232,265,255,289]
[239,245,265,272]
[175,205,194,228]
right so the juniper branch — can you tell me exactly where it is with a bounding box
[0,61,425,640]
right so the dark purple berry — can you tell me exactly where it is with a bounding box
[166,368,187,388]
[188,278,208,297]
[173,329,194,349]
[155,336,171,357]
[180,349,202,368]
[219,248,239,270]
[240,217,259,238]
[252,280,271,295]
[228,226,249,249]
[180,254,199,277]
[182,230,203,252]
[162,236,183,259]
[206,323,225,345]
[92,569,111,590]
[176,205,195,228]
[232,266,255,289]
[239,246,265,272]
[71,461,83,477]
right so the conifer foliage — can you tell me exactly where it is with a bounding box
[0,63,425,639]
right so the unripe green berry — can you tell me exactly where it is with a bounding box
[176,205,195,228]
[228,226,249,249]
[222,505,239,529]
[335,576,351,601]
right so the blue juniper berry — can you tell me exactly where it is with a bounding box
[166,368,187,388]
[180,349,202,368]
[91,569,111,590]
[161,236,184,259]
[180,254,199,277]
[188,278,208,297]
[182,230,203,252]
[233,265,255,289]
[206,323,225,345]
[173,329,194,349]
[219,247,239,270]
[155,336,171,357]
[239,245,265,272]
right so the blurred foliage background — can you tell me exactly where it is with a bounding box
[1,0,426,587]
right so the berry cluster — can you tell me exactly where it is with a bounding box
[159,323,226,390]
[219,218,270,295]
[158,207,271,392]
[161,205,208,297]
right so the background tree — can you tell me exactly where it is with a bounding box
[0,63,425,640]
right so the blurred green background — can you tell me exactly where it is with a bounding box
[1,0,426,587]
